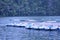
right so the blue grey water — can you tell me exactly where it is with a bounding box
[0,16,60,40]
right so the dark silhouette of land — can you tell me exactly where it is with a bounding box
[0,0,60,16]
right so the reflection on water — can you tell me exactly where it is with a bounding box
[0,26,60,40]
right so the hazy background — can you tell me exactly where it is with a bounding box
[0,0,60,16]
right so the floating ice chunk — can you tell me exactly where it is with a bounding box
[31,23,39,29]
[46,21,56,23]
[25,23,32,28]
[51,25,58,29]
[27,19,37,22]
[19,22,28,26]
[43,25,49,29]
[7,23,14,25]
[7,22,28,26]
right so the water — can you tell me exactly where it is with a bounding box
[0,16,60,40]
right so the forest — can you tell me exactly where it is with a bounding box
[0,0,60,16]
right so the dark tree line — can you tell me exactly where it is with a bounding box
[0,0,60,16]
